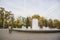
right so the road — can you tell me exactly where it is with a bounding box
[0,29,60,40]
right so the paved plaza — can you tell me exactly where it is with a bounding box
[0,29,60,40]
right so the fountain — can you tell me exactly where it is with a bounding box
[32,19,40,30]
[13,19,60,33]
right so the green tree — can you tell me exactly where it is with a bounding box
[0,7,5,28]
[0,7,14,28]
[48,19,53,28]
[53,19,60,29]
[26,17,30,28]
[39,17,45,28]
[14,17,24,28]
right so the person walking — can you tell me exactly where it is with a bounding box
[9,26,12,33]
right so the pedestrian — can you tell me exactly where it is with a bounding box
[9,26,12,33]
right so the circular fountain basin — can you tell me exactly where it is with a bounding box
[13,28,60,33]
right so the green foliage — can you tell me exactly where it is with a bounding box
[32,14,40,19]
[26,17,30,28]
[0,7,14,28]
[0,7,60,29]
[48,19,53,28]
[53,19,60,29]
[13,18,24,28]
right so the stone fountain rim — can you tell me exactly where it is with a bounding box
[13,28,60,33]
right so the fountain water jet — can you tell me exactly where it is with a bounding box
[32,19,40,30]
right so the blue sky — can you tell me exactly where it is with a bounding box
[0,0,60,20]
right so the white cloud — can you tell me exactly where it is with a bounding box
[0,0,60,20]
